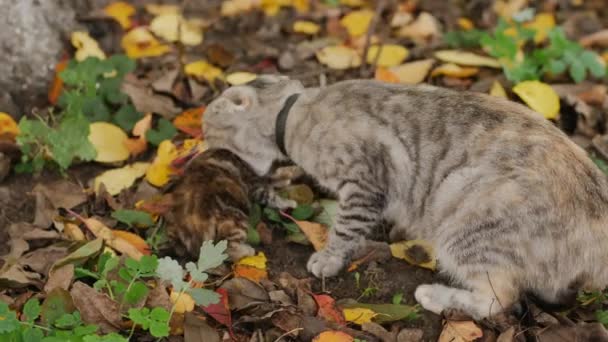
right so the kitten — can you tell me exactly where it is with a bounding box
[164,148,296,261]
[202,75,608,319]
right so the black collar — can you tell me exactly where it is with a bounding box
[275,93,300,157]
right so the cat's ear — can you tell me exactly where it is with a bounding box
[223,86,257,112]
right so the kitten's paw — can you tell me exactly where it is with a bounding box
[274,198,298,210]
[228,244,256,261]
[414,284,446,315]
[307,250,345,278]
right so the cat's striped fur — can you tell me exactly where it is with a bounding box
[164,148,296,261]
[202,76,608,318]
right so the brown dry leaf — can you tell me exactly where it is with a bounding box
[431,63,479,78]
[493,0,528,18]
[146,281,172,311]
[438,320,483,342]
[219,278,269,311]
[71,281,122,334]
[121,78,182,119]
[184,312,221,342]
[44,263,74,293]
[32,180,87,228]
[580,29,608,48]
[62,223,85,241]
[395,12,442,44]
[293,220,328,251]
[316,45,362,70]
[79,216,144,260]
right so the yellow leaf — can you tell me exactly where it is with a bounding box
[88,122,130,163]
[103,1,135,29]
[457,17,474,30]
[316,46,362,70]
[150,14,204,46]
[374,68,400,83]
[293,20,320,35]
[512,80,560,119]
[220,0,256,16]
[63,223,85,241]
[434,50,501,68]
[340,0,367,6]
[366,44,409,67]
[313,331,354,342]
[292,0,310,12]
[170,290,195,313]
[395,12,441,43]
[261,0,291,16]
[94,162,150,195]
[343,308,377,325]
[293,220,328,251]
[145,4,181,16]
[146,140,178,187]
[112,230,151,255]
[0,112,19,140]
[184,60,224,83]
[390,240,436,271]
[438,320,483,342]
[524,13,555,44]
[387,59,435,84]
[226,72,257,85]
[71,31,106,62]
[489,81,508,98]
[237,252,267,269]
[340,9,374,37]
[431,63,479,78]
[82,218,144,260]
[121,27,171,59]
[493,0,528,19]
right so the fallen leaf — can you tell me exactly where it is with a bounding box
[294,20,321,35]
[512,80,560,119]
[395,12,442,43]
[104,1,135,29]
[458,18,474,30]
[150,13,204,46]
[74,215,144,260]
[312,294,345,325]
[375,68,400,83]
[434,50,501,68]
[525,13,555,43]
[316,45,362,70]
[32,180,86,228]
[431,63,479,78]
[366,44,409,67]
[124,113,153,156]
[219,278,269,311]
[382,59,435,84]
[52,238,103,271]
[490,81,508,98]
[438,320,483,342]
[338,301,419,324]
[171,290,196,313]
[580,29,608,48]
[121,27,171,59]
[112,230,151,255]
[493,0,528,19]
[48,56,69,105]
[71,281,122,334]
[295,220,328,251]
[173,107,204,137]
[88,122,130,163]
[225,72,257,86]
[121,78,182,119]
[145,4,181,16]
[340,9,374,37]
[44,264,74,293]
[62,222,85,241]
[94,162,150,196]
[41,288,75,326]
[343,307,377,325]
[184,312,221,342]
[313,331,354,342]
[234,252,268,283]
[185,60,224,83]
[220,0,256,17]
[146,140,178,187]
[390,239,436,271]
[390,10,413,28]
[202,288,232,328]
[71,31,106,62]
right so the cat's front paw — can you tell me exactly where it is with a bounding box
[307,250,346,278]
[273,198,298,210]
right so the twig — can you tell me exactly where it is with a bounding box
[360,0,387,77]
[273,328,304,342]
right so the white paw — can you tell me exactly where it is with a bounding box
[306,250,346,278]
[228,244,255,262]
[414,284,445,315]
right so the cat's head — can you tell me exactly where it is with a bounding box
[203,74,304,176]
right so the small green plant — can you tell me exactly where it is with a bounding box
[111,209,155,228]
[597,310,608,328]
[577,289,608,306]
[443,17,605,84]
[127,307,170,338]
[16,55,140,174]
[0,300,127,341]
[392,292,404,305]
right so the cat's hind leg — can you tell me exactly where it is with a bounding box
[414,272,519,319]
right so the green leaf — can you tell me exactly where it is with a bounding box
[312,199,338,228]
[569,59,586,83]
[82,97,111,122]
[113,105,141,132]
[291,204,314,220]
[146,118,177,146]
[188,287,220,307]
[392,292,403,305]
[111,210,154,228]
[125,282,149,304]
[581,51,606,78]
[138,255,158,276]
[547,59,566,75]
[149,308,170,338]
[108,54,136,77]
[101,257,119,278]
[597,310,608,327]
[22,327,44,342]
[111,281,126,296]
[40,288,75,326]
[156,257,188,291]
[54,311,82,329]
[52,239,104,271]
[47,113,96,171]
[0,302,19,333]
[263,208,282,222]
[23,299,41,322]
[443,30,484,49]
[197,240,228,272]
[246,225,261,245]
[128,307,151,329]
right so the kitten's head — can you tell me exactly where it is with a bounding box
[203,75,304,176]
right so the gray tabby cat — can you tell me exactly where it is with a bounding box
[202,75,608,319]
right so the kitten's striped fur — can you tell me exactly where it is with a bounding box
[203,76,608,318]
[164,148,295,261]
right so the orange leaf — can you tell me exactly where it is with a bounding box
[124,138,148,156]
[313,331,353,342]
[112,230,152,255]
[233,264,268,283]
[173,107,205,138]
[0,113,20,141]
[282,212,328,251]
[121,27,171,59]
[48,55,69,105]
[374,67,400,83]
[124,113,153,156]
[312,293,345,325]
[104,1,136,29]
